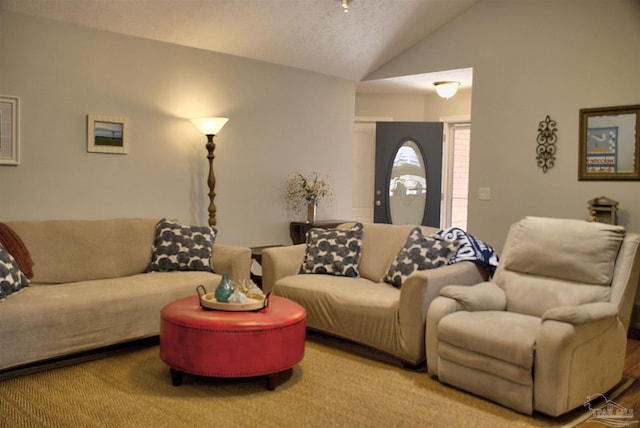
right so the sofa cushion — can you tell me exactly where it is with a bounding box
[299,222,363,277]
[383,227,459,287]
[343,223,439,283]
[0,270,222,370]
[438,310,540,370]
[0,243,30,300]
[273,274,403,358]
[147,219,217,272]
[5,219,161,284]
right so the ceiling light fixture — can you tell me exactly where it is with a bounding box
[434,81,461,100]
[341,0,350,13]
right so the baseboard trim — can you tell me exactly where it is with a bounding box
[0,336,159,381]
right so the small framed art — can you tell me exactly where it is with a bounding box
[87,114,128,154]
[578,104,640,180]
[0,96,20,165]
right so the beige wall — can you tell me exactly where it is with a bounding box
[355,89,471,122]
[0,11,355,246]
[3,1,639,253]
[366,0,640,251]
[355,93,426,121]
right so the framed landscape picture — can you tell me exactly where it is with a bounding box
[87,114,128,154]
[0,96,20,165]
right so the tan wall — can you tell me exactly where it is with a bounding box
[365,0,640,251]
[355,93,426,121]
[4,1,639,254]
[0,11,355,247]
[355,89,471,122]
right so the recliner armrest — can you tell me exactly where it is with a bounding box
[541,302,618,324]
[440,282,506,311]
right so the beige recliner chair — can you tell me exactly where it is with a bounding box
[426,217,640,416]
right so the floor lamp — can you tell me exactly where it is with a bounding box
[190,117,229,227]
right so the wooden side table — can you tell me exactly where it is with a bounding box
[289,220,350,244]
[250,245,282,287]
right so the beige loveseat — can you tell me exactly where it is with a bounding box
[262,222,491,367]
[0,218,251,372]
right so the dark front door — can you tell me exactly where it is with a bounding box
[374,122,443,227]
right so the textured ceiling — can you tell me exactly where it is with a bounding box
[1,0,477,92]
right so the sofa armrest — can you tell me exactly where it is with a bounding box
[212,244,252,284]
[399,261,489,365]
[261,244,306,293]
[542,302,619,325]
[440,282,506,312]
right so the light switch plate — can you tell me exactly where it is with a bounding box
[478,187,491,200]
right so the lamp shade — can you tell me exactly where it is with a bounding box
[191,117,229,135]
[434,81,460,99]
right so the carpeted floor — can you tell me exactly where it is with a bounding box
[0,333,630,427]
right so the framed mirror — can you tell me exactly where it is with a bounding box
[578,104,640,180]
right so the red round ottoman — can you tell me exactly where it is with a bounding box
[160,294,306,390]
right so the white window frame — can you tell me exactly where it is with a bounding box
[441,115,471,229]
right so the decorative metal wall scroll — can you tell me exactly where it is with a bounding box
[536,115,557,173]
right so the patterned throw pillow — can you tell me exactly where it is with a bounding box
[0,243,30,300]
[383,227,459,288]
[299,223,363,277]
[146,219,217,272]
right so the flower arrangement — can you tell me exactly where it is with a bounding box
[284,171,335,216]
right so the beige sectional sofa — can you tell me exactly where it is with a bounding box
[0,218,251,372]
[262,222,492,367]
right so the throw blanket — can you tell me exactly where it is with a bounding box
[434,227,499,275]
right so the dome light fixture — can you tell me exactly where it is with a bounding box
[434,81,461,99]
[341,0,350,13]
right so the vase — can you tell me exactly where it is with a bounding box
[214,272,234,302]
[307,203,317,224]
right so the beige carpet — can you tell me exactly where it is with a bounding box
[0,333,630,428]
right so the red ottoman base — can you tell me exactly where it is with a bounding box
[160,295,306,390]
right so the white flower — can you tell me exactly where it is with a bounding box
[284,171,335,216]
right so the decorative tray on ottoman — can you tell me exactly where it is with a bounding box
[196,285,270,312]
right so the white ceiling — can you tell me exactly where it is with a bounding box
[1,0,477,93]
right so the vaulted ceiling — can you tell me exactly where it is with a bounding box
[1,0,478,93]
